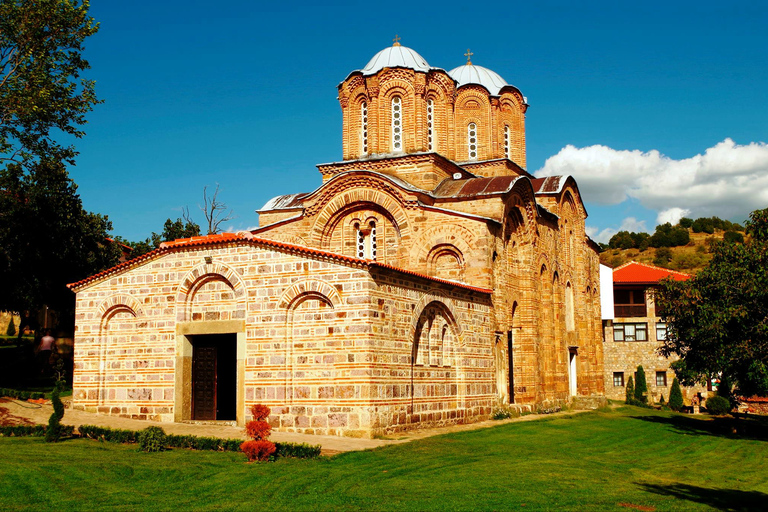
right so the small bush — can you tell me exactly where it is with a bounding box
[45,387,65,443]
[245,420,271,440]
[705,395,731,416]
[6,317,16,336]
[492,405,520,420]
[0,388,45,400]
[241,440,277,462]
[250,404,271,421]
[275,441,322,459]
[79,425,137,444]
[669,378,684,411]
[137,426,167,452]
[625,376,635,405]
[634,366,648,404]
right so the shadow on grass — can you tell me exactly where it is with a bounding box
[638,482,768,512]
[630,413,768,442]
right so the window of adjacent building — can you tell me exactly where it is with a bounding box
[392,96,402,152]
[613,322,648,342]
[468,123,477,160]
[656,322,667,341]
[656,371,667,387]
[361,102,368,155]
[614,288,647,317]
[427,99,434,152]
[613,372,625,387]
[504,125,510,159]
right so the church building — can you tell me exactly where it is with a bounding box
[68,42,604,437]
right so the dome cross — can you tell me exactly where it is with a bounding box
[464,48,473,65]
[393,34,401,47]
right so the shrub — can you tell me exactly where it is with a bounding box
[625,376,635,405]
[717,374,736,408]
[669,378,684,411]
[241,440,277,462]
[634,366,648,404]
[723,231,744,244]
[705,395,731,416]
[275,441,322,459]
[79,425,137,444]
[137,426,167,452]
[250,403,271,421]
[45,386,65,443]
[6,317,15,336]
[679,217,693,228]
[492,405,520,420]
[0,388,45,400]
[245,420,271,440]
[659,394,666,406]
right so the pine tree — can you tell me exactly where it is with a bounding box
[5,317,15,336]
[625,376,635,404]
[634,366,648,404]
[669,377,684,411]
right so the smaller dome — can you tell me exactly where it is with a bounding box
[448,64,509,96]
[361,44,431,76]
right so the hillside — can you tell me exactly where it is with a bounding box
[598,229,731,273]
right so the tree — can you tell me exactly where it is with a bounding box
[200,184,234,235]
[123,209,201,257]
[634,365,648,404]
[0,159,121,330]
[669,378,683,411]
[625,376,635,405]
[656,207,768,397]
[1,0,100,171]
[5,316,15,336]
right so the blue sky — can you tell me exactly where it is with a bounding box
[69,1,768,243]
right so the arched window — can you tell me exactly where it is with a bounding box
[361,102,368,156]
[392,96,402,152]
[566,282,575,331]
[427,99,434,151]
[355,221,377,260]
[504,125,510,159]
[467,123,477,160]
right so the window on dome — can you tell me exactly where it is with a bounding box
[427,99,434,152]
[467,123,477,160]
[504,125,510,159]
[392,96,402,152]
[361,102,368,156]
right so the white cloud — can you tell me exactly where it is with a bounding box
[536,138,768,221]
[588,216,650,244]
[656,207,690,226]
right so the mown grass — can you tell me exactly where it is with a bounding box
[1,406,766,511]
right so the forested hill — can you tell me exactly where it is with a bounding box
[598,216,746,273]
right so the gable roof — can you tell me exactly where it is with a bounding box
[613,261,691,285]
[67,232,493,295]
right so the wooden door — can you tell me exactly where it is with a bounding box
[192,344,217,420]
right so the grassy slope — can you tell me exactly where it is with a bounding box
[1,407,767,511]
[599,230,727,273]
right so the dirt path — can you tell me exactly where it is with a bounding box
[1,397,589,454]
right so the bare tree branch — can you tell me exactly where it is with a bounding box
[199,184,235,234]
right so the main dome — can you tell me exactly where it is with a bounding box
[360,44,431,76]
[448,64,509,96]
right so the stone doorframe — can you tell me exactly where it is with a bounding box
[174,320,246,425]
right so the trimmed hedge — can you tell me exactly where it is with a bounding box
[0,424,74,438]
[0,388,45,400]
[77,425,321,458]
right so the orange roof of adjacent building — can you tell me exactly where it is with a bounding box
[613,261,691,285]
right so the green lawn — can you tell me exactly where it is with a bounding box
[1,406,766,511]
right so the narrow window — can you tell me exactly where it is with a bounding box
[355,221,377,260]
[656,371,667,387]
[613,372,625,387]
[504,125,510,159]
[355,223,365,259]
[565,282,575,331]
[392,96,402,152]
[361,102,368,156]
[368,220,377,260]
[427,99,434,151]
[467,123,477,160]
[656,322,667,341]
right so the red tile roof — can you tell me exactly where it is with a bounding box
[68,232,493,295]
[613,261,691,285]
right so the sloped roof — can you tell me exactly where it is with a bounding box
[432,176,522,198]
[613,261,691,285]
[67,232,492,295]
